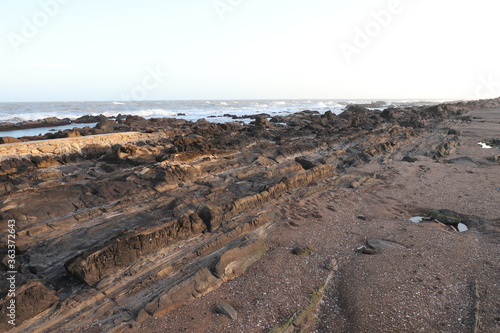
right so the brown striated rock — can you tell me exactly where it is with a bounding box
[214,240,267,282]
[65,212,207,286]
[65,131,81,138]
[0,137,22,144]
[0,282,59,330]
[138,240,266,323]
[138,267,222,322]
[3,97,500,332]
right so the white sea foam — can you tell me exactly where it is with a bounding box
[0,99,422,125]
[90,109,177,119]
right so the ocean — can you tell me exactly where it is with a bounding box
[0,99,439,138]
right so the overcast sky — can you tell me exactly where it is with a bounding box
[0,0,499,102]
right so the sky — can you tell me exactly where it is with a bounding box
[0,0,499,102]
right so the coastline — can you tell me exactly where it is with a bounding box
[0,98,498,332]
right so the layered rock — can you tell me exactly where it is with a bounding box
[1,97,499,332]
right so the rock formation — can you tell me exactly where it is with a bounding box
[0,97,499,332]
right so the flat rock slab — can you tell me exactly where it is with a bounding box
[366,238,406,250]
[446,156,477,167]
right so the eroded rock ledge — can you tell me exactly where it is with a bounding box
[0,98,499,332]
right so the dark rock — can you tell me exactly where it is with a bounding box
[291,246,313,255]
[357,215,367,220]
[446,157,477,167]
[0,282,58,330]
[380,108,401,121]
[295,156,318,170]
[355,245,376,255]
[402,155,418,163]
[216,303,238,320]
[270,116,286,123]
[253,116,270,127]
[485,139,500,148]
[74,115,102,123]
[428,209,462,225]
[66,212,207,286]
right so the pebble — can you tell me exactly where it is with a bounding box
[216,303,238,321]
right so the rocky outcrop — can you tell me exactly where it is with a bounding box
[2,97,500,332]
[138,240,267,322]
[0,282,59,331]
[66,212,207,286]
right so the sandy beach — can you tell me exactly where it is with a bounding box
[0,100,498,333]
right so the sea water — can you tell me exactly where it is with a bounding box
[0,99,440,138]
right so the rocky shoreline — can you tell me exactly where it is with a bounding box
[0,98,499,332]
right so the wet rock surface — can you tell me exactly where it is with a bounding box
[0,98,499,332]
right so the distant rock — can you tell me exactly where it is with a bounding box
[65,131,81,138]
[253,116,270,127]
[380,108,401,121]
[74,115,103,123]
[0,136,21,144]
